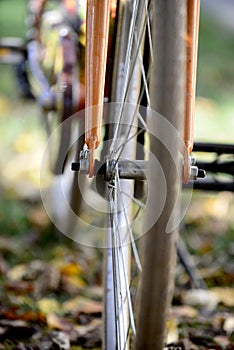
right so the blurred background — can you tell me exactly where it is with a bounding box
[0,1,233,348]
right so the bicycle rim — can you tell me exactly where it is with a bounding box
[103,1,187,349]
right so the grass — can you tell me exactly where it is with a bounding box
[0,195,30,236]
[197,11,234,103]
[0,0,27,39]
[0,0,27,96]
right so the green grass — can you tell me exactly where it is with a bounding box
[197,11,234,103]
[0,0,27,95]
[0,0,27,38]
[0,195,30,236]
[0,65,19,96]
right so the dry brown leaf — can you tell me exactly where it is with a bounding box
[211,287,234,307]
[182,289,219,310]
[5,280,34,294]
[212,312,228,329]
[85,285,103,301]
[28,206,50,228]
[61,275,86,294]
[171,305,198,319]
[47,313,75,332]
[63,297,102,315]
[214,335,231,347]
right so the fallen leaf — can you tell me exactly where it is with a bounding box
[34,263,61,296]
[75,319,102,348]
[37,298,61,315]
[60,262,82,277]
[7,264,28,281]
[7,260,49,282]
[84,285,103,301]
[166,317,179,344]
[211,287,234,307]
[50,331,70,350]
[171,305,198,319]
[47,313,74,332]
[182,289,219,310]
[28,206,50,228]
[61,275,86,294]
[214,335,231,347]
[19,310,46,324]
[223,316,234,335]
[212,312,228,329]
[5,280,34,294]
[0,320,27,327]
[63,297,102,315]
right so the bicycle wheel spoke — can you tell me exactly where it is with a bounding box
[110,1,151,156]
[109,190,125,349]
[116,174,142,273]
[112,197,128,349]
[105,3,153,349]
[112,207,135,342]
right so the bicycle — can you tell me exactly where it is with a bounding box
[1,1,233,349]
[70,1,201,349]
[31,0,211,349]
[77,0,232,348]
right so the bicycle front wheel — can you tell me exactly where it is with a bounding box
[103,0,187,349]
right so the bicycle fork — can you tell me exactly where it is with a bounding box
[81,0,204,182]
[85,0,111,177]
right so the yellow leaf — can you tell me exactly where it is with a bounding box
[37,298,61,315]
[166,317,178,344]
[7,264,28,281]
[211,287,234,307]
[60,262,82,277]
[62,275,86,290]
